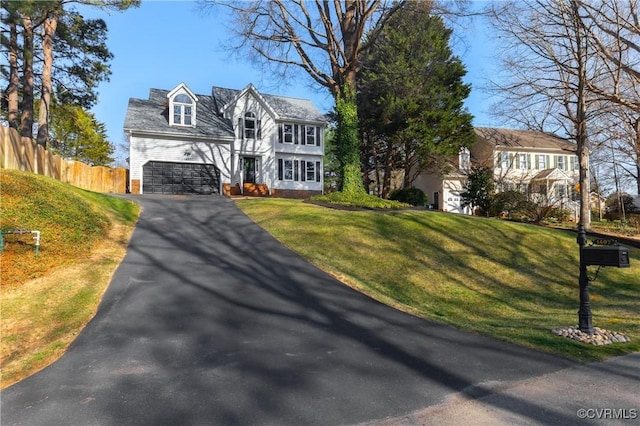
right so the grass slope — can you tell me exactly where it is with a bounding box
[237,198,640,362]
[1,170,139,388]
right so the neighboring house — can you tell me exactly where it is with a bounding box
[124,82,327,197]
[414,127,580,215]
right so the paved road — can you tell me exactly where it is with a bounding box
[2,195,578,425]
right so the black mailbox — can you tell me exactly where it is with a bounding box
[581,245,630,268]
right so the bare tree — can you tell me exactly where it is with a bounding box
[577,0,640,193]
[577,1,640,113]
[487,0,605,229]
[600,106,640,194]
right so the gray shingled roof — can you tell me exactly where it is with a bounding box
[124,85,326,138]
[124,89,235,139]
[475,127,576,152]
[212,86,327,122]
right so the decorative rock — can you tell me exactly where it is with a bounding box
[551,326,631,345]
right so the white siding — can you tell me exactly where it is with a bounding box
[226,91,324,192]
[130,135,232,183]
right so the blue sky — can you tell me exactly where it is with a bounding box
[77,0,500,164]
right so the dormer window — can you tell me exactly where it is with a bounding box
[172,94,193,126]
[167,84,197,127]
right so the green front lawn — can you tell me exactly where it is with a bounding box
[236,198,640,362]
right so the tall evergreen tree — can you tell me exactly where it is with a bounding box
[1,0,139,146]
[358,2,474,197]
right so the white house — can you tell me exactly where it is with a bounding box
[124,82,327,197]
[414,127,580,215]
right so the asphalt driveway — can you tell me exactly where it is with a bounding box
[1,195,577,425]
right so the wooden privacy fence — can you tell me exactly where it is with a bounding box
[1,125,127,193]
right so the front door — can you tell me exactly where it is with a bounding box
[243,157,256,184]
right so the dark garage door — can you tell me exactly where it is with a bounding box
[142,161,220,195]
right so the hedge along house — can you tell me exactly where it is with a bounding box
[124,82,327,197]
[414,127,580,215]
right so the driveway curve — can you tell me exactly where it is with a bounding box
[2,195,576,425]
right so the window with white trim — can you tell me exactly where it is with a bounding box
[171,93,194,126]
[519,153,528,169]
[306,126,316,145]
[244,112,256,139]
[283,124,294,143]
[306,161,315,181]
[284,160,293,180]
[557,155,565,170]
[242,112,261,139]
[571,155,578,171]
[499,152,510,169]
[538,154,547,169]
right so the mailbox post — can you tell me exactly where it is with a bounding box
[576,224,631,334]
[577,225,593,334]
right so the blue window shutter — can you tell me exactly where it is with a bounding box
[316,161,321,182]
[316,127,321,146]
[294,160,299,181]
[278,159,283,180]
[301,125,306,145]
[278,124,283,143]
[301,161,306,181]
[294,125,299,145]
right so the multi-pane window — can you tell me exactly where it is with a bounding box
[538,154,547,169]
[283,124,294,143]
[519,153,528,169]
[571,156,578,171]
[306,161,315,181]
[278,158,321,182]
[557,155,565,170]
[244,112,256,139]
[500,152,510,169]
[172,94,193,126]
[306,126,316,145]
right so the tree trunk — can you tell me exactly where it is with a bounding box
[382,138,394,198]
[635,118,640,195]
[21,16,35,139]
[37,12,58,148]
[6,19,20,130]
[572,0,591,230]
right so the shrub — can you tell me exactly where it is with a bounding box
[549,207,571,222]
[490,190,528,218]
[389,187,427,206]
